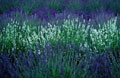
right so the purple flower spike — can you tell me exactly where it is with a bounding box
[35,44,39,55]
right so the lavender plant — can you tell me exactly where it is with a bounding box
[88,11,115,29]
[89,17,120,52]
[0,19,41,54]
[1,10,120,55]
[39,15,90,50]
[58,17,90,47]
[32,8,59,21]
[0,8,26,31]
[0,8,42,32]
[0,1,120,78]
[0,42,119,78]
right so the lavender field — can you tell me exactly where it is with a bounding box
[0,0,120,78]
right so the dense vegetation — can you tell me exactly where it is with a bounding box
[0,0,120,78]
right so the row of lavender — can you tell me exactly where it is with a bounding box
[0,8,120,78]
[0,8,120,53]
[0,0,120,15]
[0,41,120,78]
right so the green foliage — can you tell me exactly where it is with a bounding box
[46,0,63,11]
[18,0,44,15]
[42,16,120,52]
[0,19,41,54]
[84,0,102,13]
[40,23,61,47]
[40,16,90,48]
[0,0,19,13]
[109,0,120,15]
[59,17,90,47]
[66,0,82,11]
[89,17,120,51]
[0,14,120,54]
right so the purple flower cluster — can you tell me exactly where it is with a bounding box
[0,40,119,78]
[32,8,60,22]
[0,8,43,32]
[0,1,120,77]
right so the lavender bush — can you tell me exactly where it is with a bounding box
[0,1,120,77]
[88,11,115,29]
[0,8,42,32]
[89,17,120,52]
[0,41,119,78]
[0,11,120,55]
[0,19,41,54]
[32,8,59,21]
